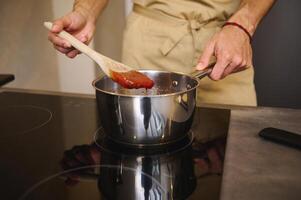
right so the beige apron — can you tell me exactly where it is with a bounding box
[122,0,257,106]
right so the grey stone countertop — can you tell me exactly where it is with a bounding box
[220,107,301,200]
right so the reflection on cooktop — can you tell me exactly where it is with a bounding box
[0,91,230,200]
[94,127,195,155]
[0,105,52,139]
[20,136,225,200]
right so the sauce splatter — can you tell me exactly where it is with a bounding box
[110,70,154,89]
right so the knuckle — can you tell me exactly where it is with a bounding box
[53,19,62,26]
[51,36,58,43]
[198,57,206,64]
[216,61,228,70]
[233,55,243,65]
[211,68,224,81]
[247,60,253,67]
[241,60,247,67]
[223,53,231,61]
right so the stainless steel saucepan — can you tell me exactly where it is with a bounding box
[92,67,212,147]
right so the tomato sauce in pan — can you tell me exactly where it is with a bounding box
[110,70,154,89]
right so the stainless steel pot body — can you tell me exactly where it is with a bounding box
[93,70,199,146]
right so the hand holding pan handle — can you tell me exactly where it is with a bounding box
[191,57,216,79]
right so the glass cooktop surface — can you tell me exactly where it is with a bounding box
[0,91,230,200]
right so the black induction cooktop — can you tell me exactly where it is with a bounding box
[0,91,230,200]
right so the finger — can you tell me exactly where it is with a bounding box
[53,44,73,54]
[194,158,209,169]
[48,32,65,47]
[61,149,84,169]
[196,40,215,70]
[65,35,87,57]
[74,145,96,165]
[50,18,73,48]
[233,66,247,74]
[210,56,230,81]
[222,61,237,77]
[207,148,222,174]
[66,49,80,58]
[79,35,88,44]
[90,148,101,164]
[222,54,243,77]
[194,159,209,177]
[60,157,81,170]
[51,17,72,33]
[65,177,79,186]
[223,59,248,77]
[216,139,226,159]
[48,32,70,48]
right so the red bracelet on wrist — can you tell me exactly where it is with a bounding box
[222,22,252,43]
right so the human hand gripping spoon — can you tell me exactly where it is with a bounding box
[44,21,154,89]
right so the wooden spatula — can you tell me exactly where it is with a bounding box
[44,21,154,89]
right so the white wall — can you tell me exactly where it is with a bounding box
[0,0,60,92]
[0,0,96,94]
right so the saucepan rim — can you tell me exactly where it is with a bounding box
[92,70,200,98]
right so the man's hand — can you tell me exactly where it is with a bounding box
[196,25,252,81]
[196,0,275,81]
[47,0,108,58]
[48,11,96,58]
[60,144,100,186]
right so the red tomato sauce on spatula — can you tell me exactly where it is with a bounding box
[110,70,154,89]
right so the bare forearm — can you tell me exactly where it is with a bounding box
[228,0,275,35]
[73,0,109,23]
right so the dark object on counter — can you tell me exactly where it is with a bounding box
[0,74,14,87]
[259,127,301,150]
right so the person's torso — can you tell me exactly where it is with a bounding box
[133,0,241,21]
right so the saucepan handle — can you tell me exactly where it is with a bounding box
[191,67,213,80]
[191,57,216,80]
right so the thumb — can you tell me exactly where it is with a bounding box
[196,41,215,70]
[51,17,72,33]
